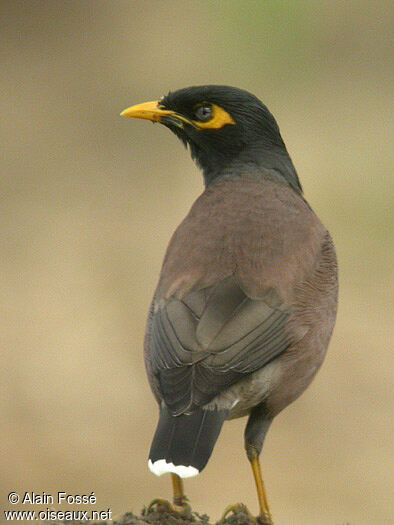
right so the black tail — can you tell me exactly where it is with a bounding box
[148,406,227,477]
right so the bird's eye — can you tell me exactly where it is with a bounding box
[194,103,213,122]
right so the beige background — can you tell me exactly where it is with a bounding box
[1,2,393,524]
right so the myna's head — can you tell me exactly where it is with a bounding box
[121,85,300,190]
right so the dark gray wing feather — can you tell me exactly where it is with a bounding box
[149,277,291,415]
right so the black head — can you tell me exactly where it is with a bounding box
[122,85,301,191]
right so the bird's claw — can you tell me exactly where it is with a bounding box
[218,503,256,524]
[218,503,273,524]
[257,514,274,525]
[145,497,192,518]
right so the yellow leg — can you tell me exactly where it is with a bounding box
[171,473,191,516]
[171,473,186,507]
[146,474,191,517]
[219,455,273,524]
[250,455,273,524]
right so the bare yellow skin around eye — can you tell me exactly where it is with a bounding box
[193,104,235,130]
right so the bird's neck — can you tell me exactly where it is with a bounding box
[201,142,303,193]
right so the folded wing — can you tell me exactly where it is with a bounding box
[149,277,292,415]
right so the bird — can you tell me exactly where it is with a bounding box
[121,85,338,524]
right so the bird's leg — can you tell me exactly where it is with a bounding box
[219,408,273,524]
[220,452,272,525]
[171,473,188,508]
[248,452,272,525]
[244,406,273,525]
[146,474,191,517]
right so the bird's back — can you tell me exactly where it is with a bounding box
[157,172,326,304]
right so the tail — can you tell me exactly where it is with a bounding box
[148,406,227,478]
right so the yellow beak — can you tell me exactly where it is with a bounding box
[120,100,184,123]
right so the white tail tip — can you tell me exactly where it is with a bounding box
[148,459,199,478]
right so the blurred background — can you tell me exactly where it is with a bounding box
[1,1,392,524]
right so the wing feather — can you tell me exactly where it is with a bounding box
[149,277,292,414]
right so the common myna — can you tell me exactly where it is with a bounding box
[121,85,338,524]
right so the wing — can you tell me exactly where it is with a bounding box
[149,277,292,415]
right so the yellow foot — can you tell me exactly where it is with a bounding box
[145,497,192,519]
[219,503,256,524]
[256,512,274,525]
[218,503,273,525]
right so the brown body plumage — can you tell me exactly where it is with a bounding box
[145,171,337,420]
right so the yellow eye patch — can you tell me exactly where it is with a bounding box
[192,104,235,130]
